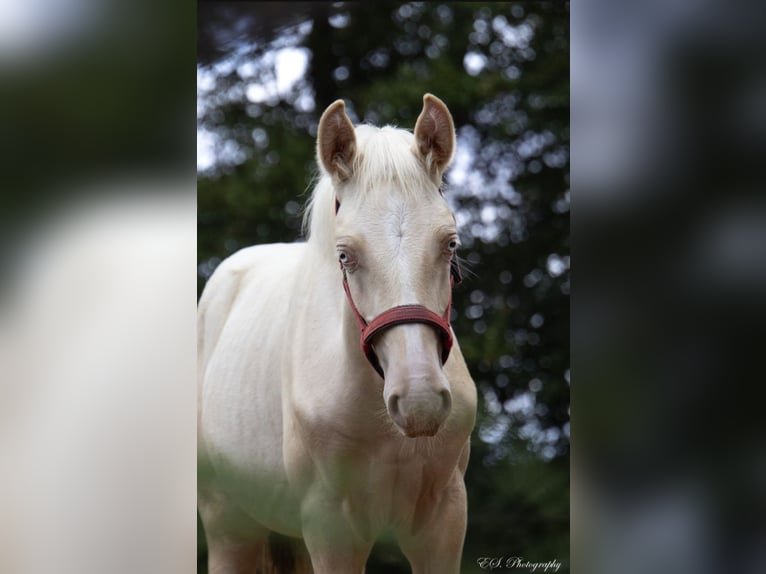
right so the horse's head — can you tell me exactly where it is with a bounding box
[316,94,459,438]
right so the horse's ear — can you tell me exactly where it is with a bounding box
[317,99,356,181]
[413,93,456,178]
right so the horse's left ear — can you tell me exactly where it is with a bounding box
[413,93,456,178]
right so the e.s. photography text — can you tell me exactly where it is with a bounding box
[477,556,562,572]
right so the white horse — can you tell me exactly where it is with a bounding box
[198,94,477,573]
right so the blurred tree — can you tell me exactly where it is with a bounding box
[198,2,569,572]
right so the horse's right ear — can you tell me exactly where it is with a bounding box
[317,100,356,181]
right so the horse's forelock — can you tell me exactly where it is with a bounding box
[303,125,438,254]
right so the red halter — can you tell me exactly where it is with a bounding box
[336,196,462,379]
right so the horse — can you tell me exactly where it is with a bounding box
[198,93,478,573]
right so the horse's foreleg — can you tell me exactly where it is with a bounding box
[206,538,267,574]
[198,485,270,574]
[300,493,372,574]
[398,476,468,574]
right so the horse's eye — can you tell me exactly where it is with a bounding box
[448,239,458,251]
[337,247,356,269]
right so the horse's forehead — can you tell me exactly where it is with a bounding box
[343,191,452,238]
[376,187,438,210]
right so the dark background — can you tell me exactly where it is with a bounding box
[197,2,569,572]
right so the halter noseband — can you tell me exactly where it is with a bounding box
[336,196,462,379]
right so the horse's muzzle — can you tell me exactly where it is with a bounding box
[385,377,452,437]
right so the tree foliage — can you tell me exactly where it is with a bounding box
[198,2,569,571]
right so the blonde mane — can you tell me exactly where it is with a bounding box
[302,124,439,258]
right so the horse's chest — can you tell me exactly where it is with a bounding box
[288,391,467,534]
[342,441,456,533]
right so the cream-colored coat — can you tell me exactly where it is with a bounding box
[198,95,477,573]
